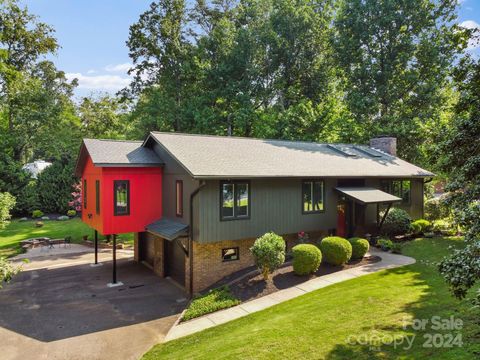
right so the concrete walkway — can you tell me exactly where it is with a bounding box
[165,248,415,341]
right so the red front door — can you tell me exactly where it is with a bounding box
[337,203,347,238]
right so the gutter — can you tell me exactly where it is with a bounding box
[189,180,206,295]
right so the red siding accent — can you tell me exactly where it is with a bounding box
[81,155,163,235]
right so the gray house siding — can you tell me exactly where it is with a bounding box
[149,141,199,225]
[197,178,338,243]
[197,177,425,243]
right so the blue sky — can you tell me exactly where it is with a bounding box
[23,0,480,98]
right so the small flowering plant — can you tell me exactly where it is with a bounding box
[297,231,309,244]
[68,183,82,212]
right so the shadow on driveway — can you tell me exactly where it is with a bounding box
[0,258,186,342]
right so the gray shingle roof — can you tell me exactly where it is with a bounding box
[147,132,434,179]
[83,139,163,166]
[75,139,163,176]
[146,218,189,241]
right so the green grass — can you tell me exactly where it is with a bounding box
[0,218,133,258]
[182,286,241,322]
[143,237,480,359]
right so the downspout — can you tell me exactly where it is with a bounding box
[189,180,206,295]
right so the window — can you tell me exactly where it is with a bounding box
[220,181,250,220]
[302,180,325,213]
[381,180,411,204]
[114,180,130,216]
[222,247,239,262]
[95,180,100,215]
[83,179,87,209]
[176,180,183,217]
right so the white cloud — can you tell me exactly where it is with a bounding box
[66,72,130,91]
[460,20,480,50]
[87,69,96,74]
[105,63,132,73]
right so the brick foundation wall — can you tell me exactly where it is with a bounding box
[189,230,328,294]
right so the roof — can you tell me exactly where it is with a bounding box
[335,187,402,204]
[146,132,434,179]
[145,218,189,241]
[75,139,163,176]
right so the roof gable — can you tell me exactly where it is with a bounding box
[74,139,163,177]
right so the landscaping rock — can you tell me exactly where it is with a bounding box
[41,216,50,220]
[57,215,69,221]
[19,217,28,222]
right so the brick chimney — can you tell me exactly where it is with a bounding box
[370,136,397,156]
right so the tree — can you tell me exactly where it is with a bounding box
[438,57,480,304]
[333,0,468,163]
[36,158,77,214]
[0,192,15,229]
[0,0,60,161]
[78,95,128,139]
[124,0,194,132]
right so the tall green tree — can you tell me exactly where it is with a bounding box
[125,0,195,132]
[79,95,128,139]
[333,0,467,163]
[438,57,480,304]
[0,0,80,162]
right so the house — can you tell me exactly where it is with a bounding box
[74,133,433,294]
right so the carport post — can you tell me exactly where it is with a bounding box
[107,234,123,287]
[113,234,117,284]
[94,230,98,264]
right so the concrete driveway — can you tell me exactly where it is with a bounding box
[0,251,187,360]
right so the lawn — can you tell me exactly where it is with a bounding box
[143,237,480,359]
[0,218,133,258]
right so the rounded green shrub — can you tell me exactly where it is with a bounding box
[410,222,421,235]
[319,236,352,265]
[292,244,322,275]
[411,219,432,233]
[381,208,411,236]
[32,209,44,219]
[347,237,370,259]
[67,209,77,217]
[250,232,286,280]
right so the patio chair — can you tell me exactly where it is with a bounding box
[64,236,72,248]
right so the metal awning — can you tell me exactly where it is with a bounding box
[145,218,189,241]
[335,187,402,205]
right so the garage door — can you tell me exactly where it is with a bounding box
[165,240,186,287]
[139,232,156,268]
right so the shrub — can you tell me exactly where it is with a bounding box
[433,219,457,236]
[67,209,77,217]
[381,208,411,236]
[412,219,432,233]
[391,242,403,254]
[32,210,44,218]
[13,181,39,216]
[377,238,393,251]
[182,286,240,321]
[292,244,322,275]
[36,159,77,214]
[410,222,422,235]
[57,215,69,221]
[0,257,23,289]
[35,221,44,228]
[424,197,450,221]
[319,236,352,266]
[250,232,286,280]
[0,192,16,229]
[348,237,370,260]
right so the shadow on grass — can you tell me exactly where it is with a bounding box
[325,239,480,359]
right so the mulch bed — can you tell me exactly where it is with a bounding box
[228,255,381,303]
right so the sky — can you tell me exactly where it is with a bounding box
[22,0,480,98]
